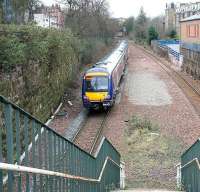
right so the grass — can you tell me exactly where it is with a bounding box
[123,115,185,190]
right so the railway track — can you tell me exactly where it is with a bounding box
[72,109,110,155]
[136,44,200,114]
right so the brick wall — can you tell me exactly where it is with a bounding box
[180,20,200,44]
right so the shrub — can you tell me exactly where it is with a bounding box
[0,25,81,121]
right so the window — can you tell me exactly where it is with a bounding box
[85,76,108,92]
[187,24,199,37]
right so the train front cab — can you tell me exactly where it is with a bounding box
[82,71,114,110]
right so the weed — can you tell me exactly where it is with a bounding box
[123,115,185,190]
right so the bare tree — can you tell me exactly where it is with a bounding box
[60,0,118,38]
[28,0,40,22]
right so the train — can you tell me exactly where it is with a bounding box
[82,40,128,110]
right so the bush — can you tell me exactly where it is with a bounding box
[0,25,81,121]
[148,26,158,45]
[79,38,108,64]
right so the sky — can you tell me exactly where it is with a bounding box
[42,0,199,18]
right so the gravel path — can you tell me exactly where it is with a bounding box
[100,44,200,189]
[103,44,200,152]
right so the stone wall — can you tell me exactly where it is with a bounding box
[0,26,81,122]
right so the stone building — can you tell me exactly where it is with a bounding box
[165,2,200,35]
[165,3,176,33]
[180,15,200,78]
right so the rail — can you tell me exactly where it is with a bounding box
[181,139,200,192]
[0,95,121,191]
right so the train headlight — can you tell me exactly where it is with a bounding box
[83,95,89,101]
[105,95,111,100]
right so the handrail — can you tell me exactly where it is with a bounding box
[0,95,120,159]
[181,139,200,157]
[0,95,95,159]
[181,140,200,192]
[0,156,120,183]
[181,157,200,170]
[0,94,121,191]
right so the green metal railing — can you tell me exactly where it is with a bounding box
[181,139,200,192]
[0,95,121,191]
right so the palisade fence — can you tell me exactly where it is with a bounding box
[181,139,200,192]
[0,95,121,191]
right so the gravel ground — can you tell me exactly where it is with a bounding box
[103,44,200,149]
[100,44,200,189]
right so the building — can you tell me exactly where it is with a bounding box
[180,15,200,44]
[165,2,200,35]
[165,3,176,33]
[34,4,64,29]
[180,15,200,78]
[34,13,58,28]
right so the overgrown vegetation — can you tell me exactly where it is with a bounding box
[123,17,134,35]
[0,0,119,121]
[0,25,81,121]
[62,0,119,40]
[148,26,158,44]
[168,29,177,39]
[124,115,185,190]
[123,7,176,44]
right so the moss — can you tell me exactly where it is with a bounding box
[0,25,79,122]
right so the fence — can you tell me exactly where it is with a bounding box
[181,139,200,192]
[181,42,200,79]
[0,95,121,191]
[151,40,183,69]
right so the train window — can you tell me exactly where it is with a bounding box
[85,76,108,92]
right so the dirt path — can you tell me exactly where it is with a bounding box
[100,44,200,189]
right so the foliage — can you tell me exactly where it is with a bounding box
[128,116,159,134]
[148,26,158,44]
[134,7,148,41]
[62,0,119,39]
[168,29,177,39]
[0,25,81,120]
[150,15,165,38]
[126,9,165,42]
[123,17,134,35]
[0,35,26,71]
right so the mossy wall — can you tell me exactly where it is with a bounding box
[0,25,81,122]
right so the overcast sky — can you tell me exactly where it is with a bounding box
[42,0,198,18]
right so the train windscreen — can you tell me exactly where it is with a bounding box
[85,76,108,92]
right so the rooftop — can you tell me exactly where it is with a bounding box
[181,14,200,22]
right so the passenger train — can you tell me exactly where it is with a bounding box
[82,40,128,110]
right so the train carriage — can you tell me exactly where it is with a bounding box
[82,40,128,110]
